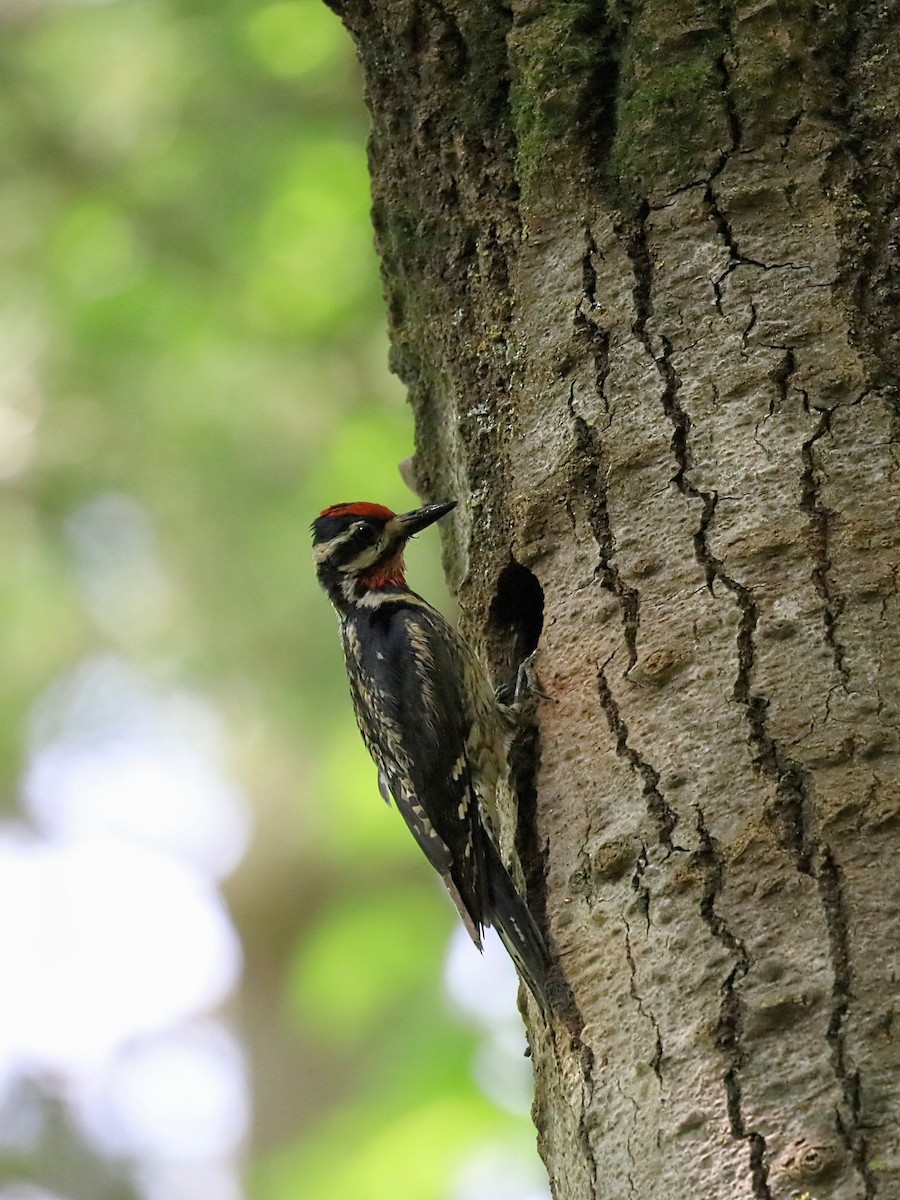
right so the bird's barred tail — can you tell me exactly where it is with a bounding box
[486,840,550,1014]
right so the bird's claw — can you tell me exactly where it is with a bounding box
[496,651,552,718]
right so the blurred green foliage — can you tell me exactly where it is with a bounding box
[0,1,542,1198]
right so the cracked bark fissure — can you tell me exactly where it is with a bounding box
[695,806,773,1200]
[799,405,851,689]
[325,0,900,1195]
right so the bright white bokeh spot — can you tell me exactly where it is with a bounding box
[24,656,250,880]
[453,1140,551,1200]
[0,1189,71,1200]
[75,1024,248,1160]
[472,1023,536,1115]
[25,739,248,881]
[1,648,251,1192]
[0,832,241,1081]
[443,925,520,1023]
[443,925,535,1114]
[0,1078,43,1150]
[136,1160,246,1200]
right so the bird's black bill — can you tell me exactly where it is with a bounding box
[396,500,457,536]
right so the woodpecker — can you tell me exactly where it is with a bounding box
[311,498,549,1011]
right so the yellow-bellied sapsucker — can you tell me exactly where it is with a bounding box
[311,499,549,1010]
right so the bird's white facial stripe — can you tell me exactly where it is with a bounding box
[313,525,394,572]
[313,530,353,565]
[339,533,392,573]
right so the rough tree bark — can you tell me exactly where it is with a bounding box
[324,1,900,1196]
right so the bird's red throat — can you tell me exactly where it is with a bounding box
[358,552,406,591]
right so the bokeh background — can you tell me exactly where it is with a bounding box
[0,2,548,1199]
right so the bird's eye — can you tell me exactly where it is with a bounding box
[350,521,378,545]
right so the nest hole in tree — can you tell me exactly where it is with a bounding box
[488,559,544,666]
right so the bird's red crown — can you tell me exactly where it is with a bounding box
[318,502,396,521]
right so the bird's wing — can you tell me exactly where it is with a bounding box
[349,603,491,939]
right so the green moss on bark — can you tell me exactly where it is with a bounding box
[611,1,731,196]
[508,0,617,208]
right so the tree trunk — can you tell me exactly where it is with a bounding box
[324,1,900,1196]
